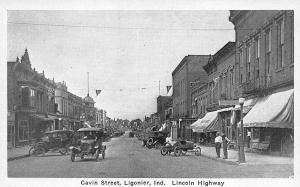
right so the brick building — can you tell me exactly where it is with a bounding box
[172,55,210,140]
[7,49,58,146]
[229,10,294,155]
[190,78,209,119]
[157,95,172,124]
[190,42,236,143]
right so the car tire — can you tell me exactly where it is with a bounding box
[195,147,201,156]
[174,147,182,157]
[28,146,35,156]
[161,147,168,156]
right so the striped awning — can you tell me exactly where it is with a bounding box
[191,110,219,133]
[243,89,294,129]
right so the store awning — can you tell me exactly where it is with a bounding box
[234,98,257,113]
[218,107,234,113]
[191,110,219,133]
[243,89,294,129]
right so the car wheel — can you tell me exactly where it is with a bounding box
[29,146,35,156]
[80,154,84,160]
[174,147,182,157]
[195,147,201,156]
[71,152,75,162]
[161,147,168,156]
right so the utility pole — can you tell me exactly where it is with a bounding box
[87,72,89,96]
[159,80,161,96]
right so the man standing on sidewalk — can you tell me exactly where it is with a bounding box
[222,133,231,159]
[214,132,222,158]
[247,129,251,148]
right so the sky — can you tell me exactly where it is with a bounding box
[7,10,234,120]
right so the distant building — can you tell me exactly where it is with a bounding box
[157,95,172,125]
[96,109,107,128]
[171,55,210,140]
[83,93,96,126]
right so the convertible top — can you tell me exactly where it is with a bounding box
[77,128,103,132]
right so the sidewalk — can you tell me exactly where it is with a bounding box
[200,145,294,165]
[7,145,31,161]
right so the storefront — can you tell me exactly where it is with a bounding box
[242,89,294,156]
[7,111,16,147]
[178,118,197,141]
[191,110,219,145]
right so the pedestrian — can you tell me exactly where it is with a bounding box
[214,132,222,158]
[222,133,231,159]
[247,129,251,148]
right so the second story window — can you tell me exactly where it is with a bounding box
[255,37,260,78]
[246,44,251,81]
[278,18,285,68]
[265,28,272,74]
[239,49,244,84]
[30,88,36,107]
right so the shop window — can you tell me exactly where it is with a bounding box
[18,120,29,141]
[252,128,260,141]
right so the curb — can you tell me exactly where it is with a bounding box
[8,154,30,162]
[200,154,239,165]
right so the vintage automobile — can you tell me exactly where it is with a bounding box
[69,128,106,162]
[160,140,201,157]
[146,131,168,149]
[129,131,134,138]
[29,130,74,156]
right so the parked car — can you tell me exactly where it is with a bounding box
[69,128,106,162]
[146,131,168,149]
[129,131,134,138]
[29,130,74,156]
[160,140,201,157]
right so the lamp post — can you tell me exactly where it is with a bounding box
[238,98,246,163]
[179,118,182,139]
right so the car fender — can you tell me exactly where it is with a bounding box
[70,146,81,153]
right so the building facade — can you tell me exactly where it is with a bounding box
[7,49,58,146]
[172,55,210,119]
[172,55,210,140]
[190,78,209,119]
[95,109,107,128]
[157,96,172,125]
[229,10,294,155]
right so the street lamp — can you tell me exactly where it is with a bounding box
[238,98,246,163]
